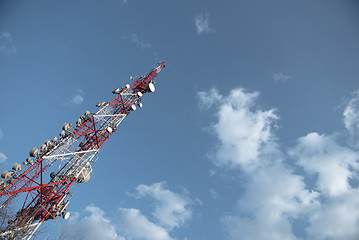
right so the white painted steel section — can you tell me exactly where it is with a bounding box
[0,62,163,239]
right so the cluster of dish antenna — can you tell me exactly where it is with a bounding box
[0,163,21,190]
[0,62,165,240]
[0,109,94,187]
[111,82,155,110]
[0,78,156,192]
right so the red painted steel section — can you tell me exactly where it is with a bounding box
[0,62,166,235]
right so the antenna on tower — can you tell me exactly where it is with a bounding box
[0,61,166,239]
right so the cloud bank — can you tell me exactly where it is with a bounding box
[116,208,173,240]
[62,206,124,240]
[199,87,359,240]
[62,182,192,240]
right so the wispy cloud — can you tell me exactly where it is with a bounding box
[0,152,7,164]
[60,45,68,51]
[71,89,84,105]
[273,73,291,83]
[197,88,222,110]
[343,89,359,147]
[195,12,215,35]
[209,188,218,200]
[0,31,17,54]
[123,34,151,49]
[0,130,7,164]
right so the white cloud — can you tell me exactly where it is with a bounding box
[123,34,151,49]
[116,208,174,240]
[63,205,173,240]
[289,132,359,197]
[306,189,359,240]
[284,93,359,239]
[343,90,359,147]
[200,87,359,240]
[200,88,317,239]
[195,12,215,35]
[219,148,318,240]
[0,152,7,164]
[201,88,278,171]
[63,183,191,240]
[222,164,318,240]
[134,182,192,230]
[197,88,222,110]
[71,89,84,105]
[0,31,17,54]
[287,130,359,239]
[273,73,291,83]
[63,205,124,240]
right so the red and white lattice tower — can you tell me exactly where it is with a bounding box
[0,61,166,239]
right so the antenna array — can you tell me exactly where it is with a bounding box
[0,62,166,239]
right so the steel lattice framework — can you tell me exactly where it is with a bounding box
[0,62,166,239]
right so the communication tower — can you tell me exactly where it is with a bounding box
[0,61,166,239]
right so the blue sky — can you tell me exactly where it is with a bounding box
[1,0,359,239]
